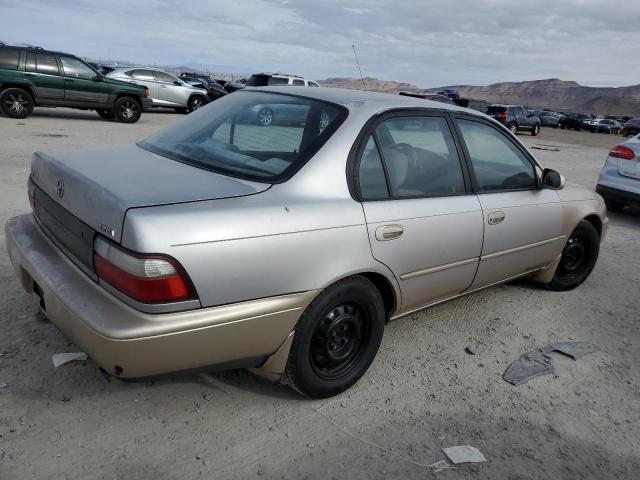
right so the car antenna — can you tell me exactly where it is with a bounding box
[352,44,367,90]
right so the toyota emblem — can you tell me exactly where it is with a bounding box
[56,179,65,198]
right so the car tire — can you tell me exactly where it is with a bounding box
[188,95,206,113]
[546,220,599,291]
[285,276,385,398]
[257,107,274,126]
[114,97,141,123]
[96,109,115,120]
[531,124,540,136]
[0,88,34,119]
[604,198,625,212]
[508,123,518,135]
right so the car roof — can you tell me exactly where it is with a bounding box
[246,86,475,117]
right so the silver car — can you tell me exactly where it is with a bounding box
[596,134,640,211]
[5,88,608,398]
[107,67,208,112]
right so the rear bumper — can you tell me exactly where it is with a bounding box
[597,184,640,208]
[5,214,316,378]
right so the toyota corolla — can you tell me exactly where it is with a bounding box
[5,87,607,398]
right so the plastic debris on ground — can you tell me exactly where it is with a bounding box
[429,459,455,472]
[52,352,88,368]
[0,382,8,390]
[503,341,599,386]
[442,445,487,464]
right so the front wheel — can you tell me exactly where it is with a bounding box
[188,95,206,113]
[285,276,385,398]
[546,220,599,291]
[531,124,540,136]
[114,97,141,123]
[0,88,34,119]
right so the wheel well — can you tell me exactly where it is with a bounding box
[0,84,36,100]
[358,272,397,320]
[115,93,141,108]
[583,214,602,237]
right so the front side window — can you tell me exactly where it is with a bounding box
[35,53,60,75]
[60,57,96,80]
[155,71,176,83]
[457,119,536,192]
[139,91,346,182]
[0,48,21,70]
[373,116,465,198]
[308,81,320,87]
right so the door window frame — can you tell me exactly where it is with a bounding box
[449,112,543,194]
[347,109,474,202]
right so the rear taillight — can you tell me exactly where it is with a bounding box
[608,145,635,160]
[94,237,197,304]
[498,112,508,120]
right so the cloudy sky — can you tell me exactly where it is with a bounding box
[3,0,639,88]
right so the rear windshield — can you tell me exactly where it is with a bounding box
[246,74,269,87]
[139,91,346,183]
[486,106,506,114]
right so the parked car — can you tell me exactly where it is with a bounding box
[540,112,560,128]
[581,115,599,130]
[621,118,640,137]
[180,75,227,101]
[596,134,640,212]
[592,119,621,134]
[246,72,320,87]
[486,104,541,135]
[107,67,209,113]
[5,88,607,398]
[216,78,245,93]
[436,88,459,99]
[398,91,453,104]
[452,97,491,114]
[559,113,592,131]
[0,45,150,122]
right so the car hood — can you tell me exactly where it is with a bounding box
[31,144,270,243]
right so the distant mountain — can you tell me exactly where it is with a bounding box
[319,77,640,116]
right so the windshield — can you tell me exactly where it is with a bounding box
[139,91,346,182]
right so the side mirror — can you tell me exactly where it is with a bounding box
[541,168,565,190]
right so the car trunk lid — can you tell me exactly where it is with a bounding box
[31,144,270,244]
[617,137,640,180]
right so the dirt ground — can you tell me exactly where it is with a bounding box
[1,109,639,480]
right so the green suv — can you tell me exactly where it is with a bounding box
[0,46,152,123]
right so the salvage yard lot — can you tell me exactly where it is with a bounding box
[1,109,639,479]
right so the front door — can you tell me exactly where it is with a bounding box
[452,115,564,289]
[24,52,64,101]
[356,114,484,313]
[59,56,109,106]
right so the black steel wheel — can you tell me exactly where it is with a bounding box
[0,88,34,119]
[114,97,141,123]
[285,276,385,398]
[546,220,599,291]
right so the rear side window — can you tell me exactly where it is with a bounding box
[358,136,389,199]
[35,53,60,75]
[0,48,21,70]
[457,119,536,191]
[292,79,305,86]
[130,69,155,80]
[487,106,506,115]
[368,116,466,198]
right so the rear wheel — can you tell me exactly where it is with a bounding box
[114,97,141,123]
[546,220,599,291]
[531,124,540,136]
[0,88,34,119]
[96,109,115,120]
[508,123,517,135]
[285,276,385,398]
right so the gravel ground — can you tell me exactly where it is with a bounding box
[0,109,639,479]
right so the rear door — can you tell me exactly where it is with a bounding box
[59,56,109,106]
[356,113,484,313]
[24,52,64,101]
[127,69,159,102]
[452,114,564,288]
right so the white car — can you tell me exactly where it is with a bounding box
[246,72,320,87]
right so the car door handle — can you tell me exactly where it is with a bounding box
[160,85,167,88]
[375,225,404,241]
[488,211,506,225]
